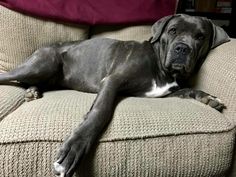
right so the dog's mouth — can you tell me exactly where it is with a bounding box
[165,55,189,76]
[164,49,194,78]
[169,64,187,78]
[164,42,194,78]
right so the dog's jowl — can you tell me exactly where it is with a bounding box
[0,14,230,177]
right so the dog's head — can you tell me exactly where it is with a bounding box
[150,14,230,79]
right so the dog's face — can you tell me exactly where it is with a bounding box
[151,14,230,79]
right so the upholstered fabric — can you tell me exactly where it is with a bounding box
[0,91,234,142]
[0,85,25,120]
[0,90,234,176]
[0,142,58,177]
[192,39,236,125]
[0,6,89,72]
[91,25,152,42]
[192,38,236,176]
[0,134,234,177]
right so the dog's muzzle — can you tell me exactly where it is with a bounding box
[167,42,192,77]
[169,43,192,75]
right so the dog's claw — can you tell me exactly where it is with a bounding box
[24,86,41,102]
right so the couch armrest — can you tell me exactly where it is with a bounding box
[192,38,236,124]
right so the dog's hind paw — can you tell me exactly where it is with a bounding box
[24,86,41,102]
[199,95,226,112]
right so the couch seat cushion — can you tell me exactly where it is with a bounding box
[0,85,25,120]
[0,90,233,142]
[0,90,234,176]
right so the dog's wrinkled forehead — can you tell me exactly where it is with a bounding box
[166,15,211,35]
[151,14,230,48]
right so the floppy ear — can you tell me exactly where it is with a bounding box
[150,15,178,43]
[210,20,230,49]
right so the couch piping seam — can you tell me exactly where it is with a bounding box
[0,127,235,145]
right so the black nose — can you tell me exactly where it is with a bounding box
[174,43,191,55]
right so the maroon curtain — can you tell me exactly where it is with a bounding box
[0,0,178,25]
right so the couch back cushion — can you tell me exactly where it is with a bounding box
[0,6,89,72]
[90,25,152,42]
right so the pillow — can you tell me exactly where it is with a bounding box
[0,0,178,25]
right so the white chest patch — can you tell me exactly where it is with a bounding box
[144,80,178,98]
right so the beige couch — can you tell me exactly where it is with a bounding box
[0,6,236,177]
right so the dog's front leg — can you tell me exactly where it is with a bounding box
[167,88,226,112]
[54,75,121,177]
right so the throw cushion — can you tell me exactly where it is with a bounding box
[0,0,178,25]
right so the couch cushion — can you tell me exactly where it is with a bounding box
[0,85,25,120]
[0,90,233,142]
[0,133,234,177]
[91,25,152,42]
[192,39,236,125]
[0,6,89,72]
[0,90,234,176]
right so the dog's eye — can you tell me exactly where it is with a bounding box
[195,33,205,40]
[168,28,177,35]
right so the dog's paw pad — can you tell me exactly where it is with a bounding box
[24,86,41,102]
[200,95,226,112]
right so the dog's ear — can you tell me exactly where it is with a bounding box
[150,15,176,43]
[210,20,230,49]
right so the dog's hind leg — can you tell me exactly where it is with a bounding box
[0,47,62,86]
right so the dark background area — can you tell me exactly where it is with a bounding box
[177,0,236,38]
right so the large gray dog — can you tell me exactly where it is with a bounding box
[0,14,230,177]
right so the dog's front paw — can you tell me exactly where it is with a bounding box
[53,134,91,177]
[198,95,226,112]
[24,86,41,102]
